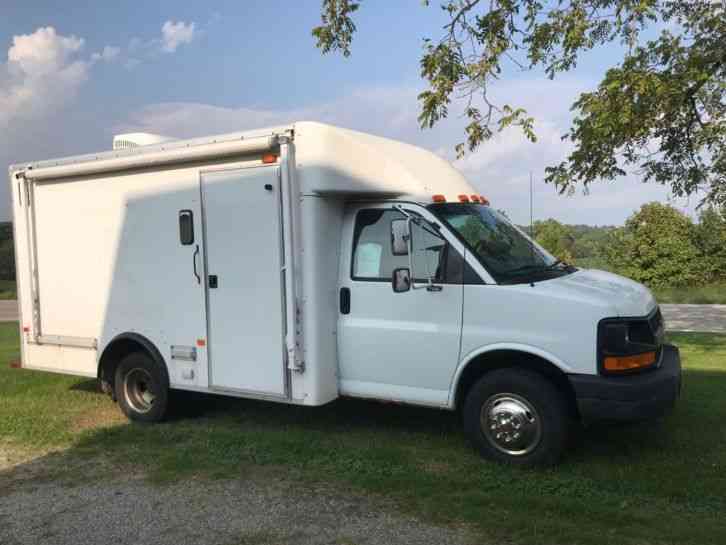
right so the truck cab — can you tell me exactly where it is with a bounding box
[10,121,681,466]
[336,197,681,464]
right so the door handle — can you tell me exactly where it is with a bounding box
[192,245,201,284]
[340,287,351,314]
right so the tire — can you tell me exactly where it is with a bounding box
[463,368,572,466]
[114,351,170,423]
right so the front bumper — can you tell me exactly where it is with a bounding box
[569,344,682,423]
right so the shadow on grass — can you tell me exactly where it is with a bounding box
[3,367,726,545]
[53,365,726,466]
[69,379,102,393]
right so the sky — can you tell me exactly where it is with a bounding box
[0,1,701,225]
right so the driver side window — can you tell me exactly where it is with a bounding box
[351,208,465,284]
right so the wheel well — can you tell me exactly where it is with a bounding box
[454,350,579,417]
[97,334,166,392]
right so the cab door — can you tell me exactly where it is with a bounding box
[337,204,465,407]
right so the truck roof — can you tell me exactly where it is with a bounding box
[10,121,478,203]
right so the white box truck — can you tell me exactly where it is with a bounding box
[8,122,681,465]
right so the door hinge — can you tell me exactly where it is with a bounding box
[288,302,305,373]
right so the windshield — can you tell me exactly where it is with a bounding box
[429,203,573,284]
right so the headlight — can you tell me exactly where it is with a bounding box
[597,317,661,375]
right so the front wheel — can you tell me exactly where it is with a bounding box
[463,368,572,466]
[114,351,170,423]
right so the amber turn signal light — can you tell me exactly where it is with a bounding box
[603,351,656,372]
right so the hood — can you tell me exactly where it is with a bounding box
[546,269,657,317]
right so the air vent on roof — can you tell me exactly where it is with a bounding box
[112,133,178,150]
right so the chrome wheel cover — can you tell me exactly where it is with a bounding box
[481,393,542,456]
[123,367,156,414]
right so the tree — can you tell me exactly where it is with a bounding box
[694,206,726,281]
[533,219,575,263]
[604,202,705,288]
[313,1,725,204]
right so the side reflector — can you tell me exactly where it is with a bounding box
[9,360,21,369]
[22,326,30,332]
[261,153,278,164]
[432,194,446,203]
[470,195,481,203]
[603,351,656,372]
[458,194,470,202]
[196,339,206,347]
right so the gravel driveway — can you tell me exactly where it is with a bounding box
[0,452,474,545]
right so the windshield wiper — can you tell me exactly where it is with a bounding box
[544,259,565,270]
[500,263,546,277]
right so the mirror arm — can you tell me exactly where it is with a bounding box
[394,205,444,291]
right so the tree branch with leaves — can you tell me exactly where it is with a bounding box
[313,0,725,205]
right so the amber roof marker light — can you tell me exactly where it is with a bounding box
[432,194,447,203]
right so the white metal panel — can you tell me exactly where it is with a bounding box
[202,166,287,396]
[291,195,344,405]
[336,203,464,408]
[456,283,614,392]
[294,121,477,202]
[20,162,214,387]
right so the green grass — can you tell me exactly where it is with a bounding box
[0,280,16,300]
[653,283,726,304]
[2,323,726,544]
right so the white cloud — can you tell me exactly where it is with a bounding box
[161,21,196,53]
[0,27,90,127]
[91,45,120,63]
[119,77,700,226]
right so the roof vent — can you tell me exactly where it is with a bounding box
[112,132,178,150]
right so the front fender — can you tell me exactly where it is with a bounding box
[447,342,573,408]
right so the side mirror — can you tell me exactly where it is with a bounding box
[391,219,410,256]
[392,267,411,293]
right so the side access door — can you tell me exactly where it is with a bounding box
[337,203,466,407]
[201,166,287,397]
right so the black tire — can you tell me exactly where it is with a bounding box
[463,368,572,466]
[114,351,170,423]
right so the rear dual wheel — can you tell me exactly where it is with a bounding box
[114,351,170,423]
[463,368,572,466]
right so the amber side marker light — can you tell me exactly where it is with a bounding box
[603,351,656,373]
[261,153,278,164]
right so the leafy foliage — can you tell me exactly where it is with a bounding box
[603,203,706,288]
[533,219,575,262]
[313,0,725,203]
[0,223,15,282]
